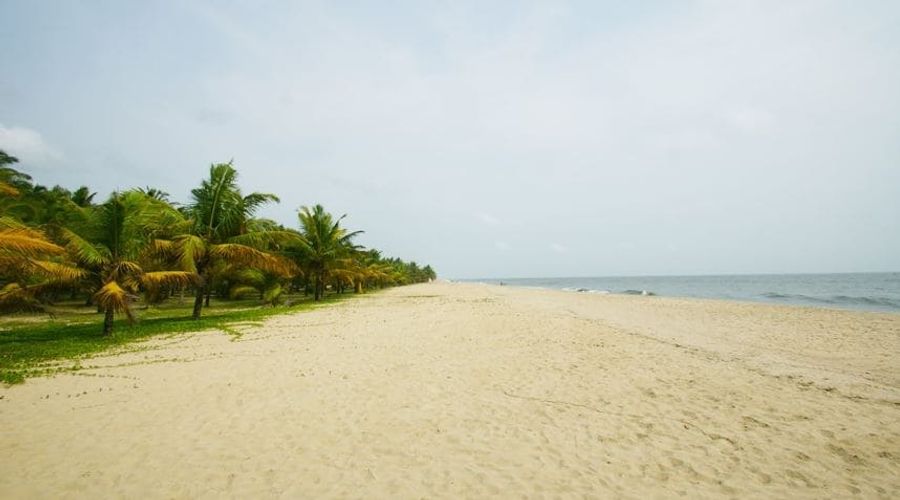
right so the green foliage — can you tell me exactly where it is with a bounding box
[0,149,438,375]
[0,294,348,384]
[290,204,363,300]
[160,162,296,319]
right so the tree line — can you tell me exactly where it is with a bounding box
[0,151,436,334]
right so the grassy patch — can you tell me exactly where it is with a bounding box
[0,293,350,385]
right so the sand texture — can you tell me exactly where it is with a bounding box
[1,282,898,498]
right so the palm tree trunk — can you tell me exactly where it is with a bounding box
[192,285,205,319]
[314,274,322,301]
[205,288,212,307]
[102,307,115,336]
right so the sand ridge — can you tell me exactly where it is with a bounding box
[1,282,898,498]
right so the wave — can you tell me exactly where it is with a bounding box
[761,292,900,310]
[564,287,654,296]
[561,287,611,294]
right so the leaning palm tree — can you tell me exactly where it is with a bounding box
[292,204,363,301]
[60,191,196,335]
[160,162,296,319]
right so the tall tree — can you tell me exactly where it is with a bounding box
[61,191,196,335]
[292,204,362,301]
[162,162,295,319]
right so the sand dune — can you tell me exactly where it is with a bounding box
[1,282,898,498]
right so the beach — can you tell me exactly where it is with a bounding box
[1,282,898,498]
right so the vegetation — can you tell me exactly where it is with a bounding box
[293,204,363,300]
[0,294,348,384]
[0,150,436,381]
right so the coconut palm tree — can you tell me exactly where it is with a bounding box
[0,216,84,313]
[138,186,171,203]
[60,191,196,335]
[160,162,296,319]
[292,204,363,301]
[70,186,97,207]
[0,150,28,197]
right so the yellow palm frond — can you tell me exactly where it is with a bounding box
[111,261,143,280]
[29,260,87,283]
[0,181,19,197]
[152,239,174,251]
[0,283,45,313]
[93,281,135,321]
[175,235,206,273]
[0,216,28,230]
[141,271,198,289]
[228,230,303,249]
[210,244,293,275]
[146,239,175,259]
[0,228,65,257]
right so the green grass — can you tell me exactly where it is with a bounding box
[0,293,350,385]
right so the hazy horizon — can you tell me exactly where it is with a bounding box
[456,270,899,281]
[2,1,899,278]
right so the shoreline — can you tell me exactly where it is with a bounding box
[460,279,900,315]
[453,273,900,314]
[2,282,898,497]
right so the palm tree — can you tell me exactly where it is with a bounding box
[0,216,84,313]
[138,186,171,202]
[292,204,363,301]
[0,150,28,197]
[70,186,97,207]
[61,191,196,335]
[226,267,290,306]
[160,162,296,319]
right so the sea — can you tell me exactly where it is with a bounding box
[461,272,900,313]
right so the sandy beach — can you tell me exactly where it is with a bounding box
[1,282,898,498]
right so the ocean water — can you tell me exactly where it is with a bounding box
[464,273,900,313]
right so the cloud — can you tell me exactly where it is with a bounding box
[3,1,898,277]
[477,213,500,226]
[0,124,62,165]
[194,107,233,126]
[729,108,775,134]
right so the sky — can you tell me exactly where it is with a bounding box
[1,1,899,279]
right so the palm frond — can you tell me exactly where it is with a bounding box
[228,285,258,299]
[141,271,198,289]
[174,235,206,273]
[110,261,143,282]
[262,283,283,305]
[29,260,87,283]
[209,243,289,274]
[60,227,109,266]
[228,230,303,249]
[0,181,19,196]
[93,281,136,321]
[0,283,47,314]
[0,228,66,257]
[0,216,27,230]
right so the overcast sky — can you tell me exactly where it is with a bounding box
[2,1,898,278]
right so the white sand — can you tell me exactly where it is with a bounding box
[1,282,898,498]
